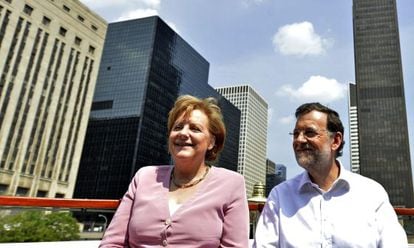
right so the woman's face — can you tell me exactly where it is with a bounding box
[169,109,215,163]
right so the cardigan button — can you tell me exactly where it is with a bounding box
[165,218,171,225]
[162,239,168,246]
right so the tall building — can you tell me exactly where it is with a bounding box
[353,0,414,206]
[348,83,360,174]
[0,0,106,197]
[216,85,268,196]
[74,16,241,199]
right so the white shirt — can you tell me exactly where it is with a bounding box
[253,162,408,248]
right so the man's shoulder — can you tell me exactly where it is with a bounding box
[344,169,387,192]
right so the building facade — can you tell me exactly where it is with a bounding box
[74,16,241,199]
[216,85,268,196]
[0,0,106,197]
[353,0,414,206]
[348,83,360,174]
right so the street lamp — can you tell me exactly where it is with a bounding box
[98,214,108,233]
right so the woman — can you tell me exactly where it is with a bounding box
[100,95,249,247]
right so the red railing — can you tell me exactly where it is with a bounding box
[1,196,413,215]
[0,195,265,212]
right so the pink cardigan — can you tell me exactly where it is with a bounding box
[100,165,249,247]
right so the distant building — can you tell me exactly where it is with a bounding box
[74,16,241,199]
[216,85,268,196]
[265,162,286,196]
[353,0,414,206]
[0,0,106,197]
[265,159,275,196]
[275,164,286,184]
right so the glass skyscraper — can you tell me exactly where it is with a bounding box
[74,16,240,199]
[353,0,414,207]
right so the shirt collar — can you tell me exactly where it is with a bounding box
[298,160,351,193]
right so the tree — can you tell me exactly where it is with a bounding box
[0,210,80,242]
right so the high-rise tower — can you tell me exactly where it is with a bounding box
[0,0,106,198]
[74,16,241,199]
[216,85,268,196]
[353,0,413,206]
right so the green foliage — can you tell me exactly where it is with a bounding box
[0,210,80,242]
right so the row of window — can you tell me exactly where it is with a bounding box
[20,2,97,54]
[0,183,65,198]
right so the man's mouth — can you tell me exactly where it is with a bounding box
[296,145,313,152]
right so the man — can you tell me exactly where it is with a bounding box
[253,102,408,247]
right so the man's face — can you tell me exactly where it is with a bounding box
[292,110,335,171]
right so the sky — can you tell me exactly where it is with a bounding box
[79,0,414,179]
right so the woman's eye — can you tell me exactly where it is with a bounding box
[173,124,183,131]
[190,126,201,132]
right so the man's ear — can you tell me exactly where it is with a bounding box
[331,132,343,151]
[208,135,216,150]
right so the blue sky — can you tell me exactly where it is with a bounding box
[80,0,414,179]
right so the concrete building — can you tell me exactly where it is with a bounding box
[74,16,241,200]
[0,0,107,198]
[216,85,268,196]
[353,0,414,206]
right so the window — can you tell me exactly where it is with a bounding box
[59,27,67,36]
[89,45,95,54]
[55,193,65,198]
[62,5,70,12]
[91,24,98,31]
[77,15,84,22]
[74,36,82,45]
[23,4,33,15]
[0,184,8,195]
[36,190,48,197]
[16,187,29,196]
[42,16,51,26]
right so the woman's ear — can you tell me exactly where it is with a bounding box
[208,135,216,150]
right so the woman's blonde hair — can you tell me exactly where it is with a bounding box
[168,95,226,161]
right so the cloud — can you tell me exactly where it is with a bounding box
[115,8,159,21]
[268,108,273,126]
[276,75,347,103]
[279,115,295,125]
[273,21,333,56]
[242,0,267,7]
[167,22,179,34]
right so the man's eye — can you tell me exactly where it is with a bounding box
[304,130,317,137]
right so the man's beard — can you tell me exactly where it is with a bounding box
[295,145,331,171]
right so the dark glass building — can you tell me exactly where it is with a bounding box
[353,0,414,207]
[74,16,240,199]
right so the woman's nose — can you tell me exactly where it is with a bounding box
[178,126,189,137]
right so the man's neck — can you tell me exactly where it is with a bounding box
[308,160,340,191]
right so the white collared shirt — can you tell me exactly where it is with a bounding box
[253,161,408,248]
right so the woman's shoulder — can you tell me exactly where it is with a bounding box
[211,166,244,181]
[135,165,171,177]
